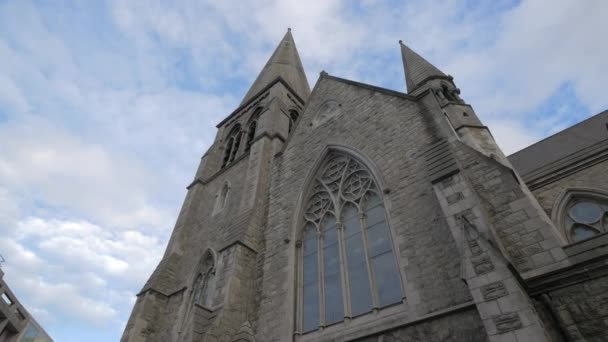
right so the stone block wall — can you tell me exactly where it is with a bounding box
[537,274,608,342]
[354,306,488,342]
[453,141,567,277]
[255,76,473,341]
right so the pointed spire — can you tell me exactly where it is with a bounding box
[240,29,310,105]
[400,40,448,93]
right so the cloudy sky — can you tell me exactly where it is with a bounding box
[0,0,606,341]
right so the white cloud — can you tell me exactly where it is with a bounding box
[0,216,165,327]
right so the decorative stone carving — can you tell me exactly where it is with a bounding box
[312,100,341,127]
[481,282,508,301]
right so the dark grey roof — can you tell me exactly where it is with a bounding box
[400,41,447,93]
[508,110,608,176]
[240,29,310,105]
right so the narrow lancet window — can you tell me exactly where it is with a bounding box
[302,223,320,331]
[230,133,241,162]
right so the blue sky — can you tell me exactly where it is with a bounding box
[0,0,606,341]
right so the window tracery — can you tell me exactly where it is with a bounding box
[553,189,608,243]
[565,199,608,242]
[299,152,402,333]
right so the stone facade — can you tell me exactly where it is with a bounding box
[122,31,608,342]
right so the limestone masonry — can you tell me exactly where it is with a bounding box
[122,30,608,342]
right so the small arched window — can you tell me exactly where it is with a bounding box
[553,189,608,243]
[192,253,216,307]
[246,108,262,151]
[299,152,403,333]
[230,131,241,162]
[221,125,242,168]
[222,138,233,168]
[246,120,257,151]
[288,110,299,134]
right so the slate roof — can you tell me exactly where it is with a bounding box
[508,110,608,176]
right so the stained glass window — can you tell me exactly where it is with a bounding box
[300,153,402,332]
[565,199,608,242]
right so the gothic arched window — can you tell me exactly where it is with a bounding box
[222,124,242,168]
[552,189,608,243]
[288,109,299,134]
[299,152,403,333]
[246,108,262,151]
[193,253,216,307]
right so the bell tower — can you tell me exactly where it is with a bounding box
[121,29,310,342]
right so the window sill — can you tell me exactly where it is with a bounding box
[564,231,608,264]
[295,300,407,340]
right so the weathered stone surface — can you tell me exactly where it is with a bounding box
[355,308,489,342]
[481,282,508,301]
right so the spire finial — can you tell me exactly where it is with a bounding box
[399,39,403,44]
[239,29,310,105]
[400,41,448,93]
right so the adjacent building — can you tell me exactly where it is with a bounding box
[0,268,53,342]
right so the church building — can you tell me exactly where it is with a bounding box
[122,29,608,342]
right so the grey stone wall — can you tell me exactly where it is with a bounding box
[354,307,488,342]
[542,275,608,342]
[255,76,472,341]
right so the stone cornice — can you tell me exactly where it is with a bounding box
[136,286,187,298]
[186,132,286,190]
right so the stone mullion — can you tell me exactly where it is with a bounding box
[296,240,304,333]
[335,218,351,320]
[318,227,326,328]
[359,210,379,310]
[237,130,248,155]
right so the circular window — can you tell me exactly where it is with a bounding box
[565,198,607,242]
[569,201,602,224]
